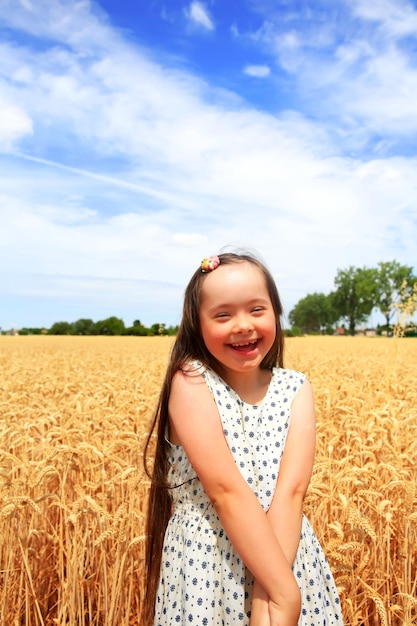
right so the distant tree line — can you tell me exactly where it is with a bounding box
[17,317,179,337]
[5,260,416,338]
[288,260,417,336]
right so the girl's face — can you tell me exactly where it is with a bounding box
[199,262,276,376]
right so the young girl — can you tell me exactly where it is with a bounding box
[143,252,343,626]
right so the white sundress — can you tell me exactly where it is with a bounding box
[155,365,344,625]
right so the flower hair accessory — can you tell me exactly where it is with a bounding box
[201,255,220,273]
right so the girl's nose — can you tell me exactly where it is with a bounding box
[234,314,254,333]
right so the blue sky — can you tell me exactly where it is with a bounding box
[1,0,416,330]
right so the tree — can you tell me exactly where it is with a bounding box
[289,293,337,334]
[73,318,96,335]
[332,266,379,335]
[375,260,416,327]
[48,321,74,335]
[95,316,125,335]
[148,323,167,336]
[392,281,417,337]
[125,320,148,336]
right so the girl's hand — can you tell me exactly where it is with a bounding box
[249,579,270,626]
[268,594,301,626]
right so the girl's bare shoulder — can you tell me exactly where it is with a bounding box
[170,365,213,412]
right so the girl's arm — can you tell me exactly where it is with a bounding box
[268,377,316,563]
[250,377,316,623]
[169,370,301,626]
[249,579,270,626]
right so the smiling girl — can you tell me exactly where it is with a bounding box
[142,251,343,626]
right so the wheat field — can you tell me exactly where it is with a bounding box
[0,335,415,625]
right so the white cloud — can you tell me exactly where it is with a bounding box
[243,64,271,78]
[185,1,214,31]
[311,38,417,139]
[0,0,416,328]
[242,2,417,142]
[351,0,417,37]
[0,0,119,51]
[0,100,32,148]
[171,233,208,246]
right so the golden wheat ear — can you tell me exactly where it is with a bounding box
[1,335,416,624]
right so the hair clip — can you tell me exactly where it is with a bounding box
[201,255,220,273]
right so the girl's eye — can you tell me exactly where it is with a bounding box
[252,306,264,313]
[215,312,230,319]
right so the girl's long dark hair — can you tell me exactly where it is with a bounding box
[141,252,285,624]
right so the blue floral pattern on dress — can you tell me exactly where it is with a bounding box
[155,366,343,625]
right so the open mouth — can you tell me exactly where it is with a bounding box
[231,340,258,353]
